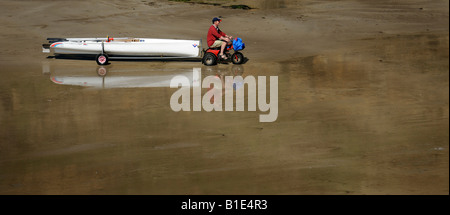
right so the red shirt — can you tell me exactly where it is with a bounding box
[207,25,226,47]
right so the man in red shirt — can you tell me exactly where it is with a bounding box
[207,17,233,59]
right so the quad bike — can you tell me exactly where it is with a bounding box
[202,41,245,66]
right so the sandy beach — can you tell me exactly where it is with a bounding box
[0,0,448,194]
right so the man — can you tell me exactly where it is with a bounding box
[207,17,233,59]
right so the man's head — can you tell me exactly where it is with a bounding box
[212,17,222,25]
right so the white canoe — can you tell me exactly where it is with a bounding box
[44,37,202,58]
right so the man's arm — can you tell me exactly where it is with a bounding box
[218,30,233,42]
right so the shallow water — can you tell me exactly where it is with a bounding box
[0,33,448,194]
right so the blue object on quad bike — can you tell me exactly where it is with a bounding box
[233,38,245,51]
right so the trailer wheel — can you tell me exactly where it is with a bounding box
[231,52,244,65]
[96,54,109,65]
[203,52,217,66]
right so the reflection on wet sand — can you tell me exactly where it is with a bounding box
[0,31,448,194]
[45,63,201,89]
[274,33,448,194]
[43,62,247,89]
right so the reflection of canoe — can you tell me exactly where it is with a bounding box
[50,74,195,88]
[43,38,202,58]
[47,65,200,89]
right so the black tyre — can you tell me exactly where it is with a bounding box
[96,53,109,65]
[231,52,244,64]
[203,52,218,66]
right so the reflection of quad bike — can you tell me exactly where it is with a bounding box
[202,39,245,66]
[204,65,244,77]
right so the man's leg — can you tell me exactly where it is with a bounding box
[220,41,227,57]
[220,38,233,59]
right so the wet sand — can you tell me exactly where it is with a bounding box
[0,0,448,194]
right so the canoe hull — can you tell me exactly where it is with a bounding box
[48,38,202,58]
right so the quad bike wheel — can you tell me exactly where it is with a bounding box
[203,52,218,66]
[231,52,244,64]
